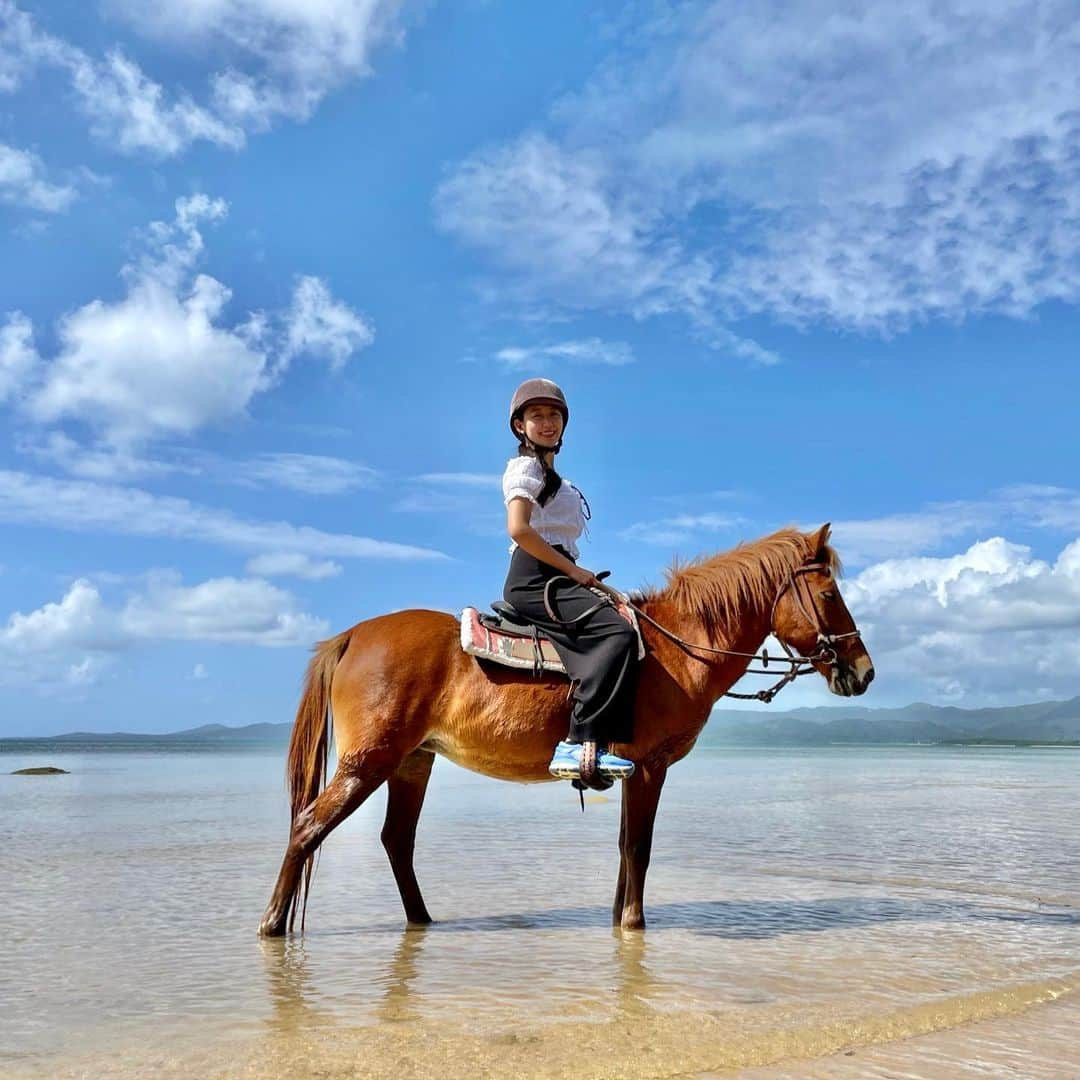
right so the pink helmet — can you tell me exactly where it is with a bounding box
[508,378,569,440]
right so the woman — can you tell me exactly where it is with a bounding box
[501,377,638,783]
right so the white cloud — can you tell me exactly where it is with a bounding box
[0,1,67,93]
[281,275,374,371]
[622,486,1080,564]
[0,312,39,402]
[15,432,188,482]
[109,0,406,124]
[494,338,634,369]
[122,572,328,645]
[845,536,1080,702]
[27,196,267,442]
[436,0,1080,338]
[15,437,377,495]
[229,452,378,494]
[435,133,691,316]
[8,195,370,445]
[0,572,329,688]
[0,1,408,158]
[245,551,342,580]
[191,662,208,679]
[0,468,450,561]
[0,142,78,212]
[619,512,747,547]
[69,49,245,156]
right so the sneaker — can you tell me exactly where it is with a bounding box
[596,747,635,780]
[548,740,584,780]
[547,740,636,781]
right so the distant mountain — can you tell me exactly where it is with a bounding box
[704,695,1080,745]
[4,696,1080,749]
[2,721,293,749]
[49,722,293,743]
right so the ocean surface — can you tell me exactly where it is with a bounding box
[3,744,1079,1078]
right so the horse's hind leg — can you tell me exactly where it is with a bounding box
[381,749,436,926]
[259,757,392,937]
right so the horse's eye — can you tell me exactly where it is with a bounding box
[821,590,836,601]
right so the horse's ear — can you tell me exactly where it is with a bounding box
[811,522,832,559]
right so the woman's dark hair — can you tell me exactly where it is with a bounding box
[514,440,562,506]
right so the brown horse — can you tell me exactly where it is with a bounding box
[258,524,874,937]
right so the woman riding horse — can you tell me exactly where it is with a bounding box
[258,431,874,937]
[501,377,638,787]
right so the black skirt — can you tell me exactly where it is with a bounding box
[503,544,639,745]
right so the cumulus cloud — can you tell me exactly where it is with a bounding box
[122,572,328,645]
[0,572,329,688]
[436,0,1080,339]
[0,142,78,212]
[0,1,407,157]
[5,195,370,447]
[281,276,374,371]
[0,468,450,561]
[846,536,1080,702]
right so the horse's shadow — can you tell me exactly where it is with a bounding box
[327,894,1080,940]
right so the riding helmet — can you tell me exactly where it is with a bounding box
[508,378,569,440]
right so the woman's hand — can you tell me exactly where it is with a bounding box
[567,565,603,589]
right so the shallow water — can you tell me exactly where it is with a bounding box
[3,745,1079,1077]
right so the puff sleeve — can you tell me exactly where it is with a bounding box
[502,456,544,506]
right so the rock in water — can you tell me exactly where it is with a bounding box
[11,766,70,775]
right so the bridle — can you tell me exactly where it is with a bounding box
[542,560,863,704]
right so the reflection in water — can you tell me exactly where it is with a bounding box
[376,929,428,1025]
[259,937,325,1035]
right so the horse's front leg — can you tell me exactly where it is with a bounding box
[614,761,668,930]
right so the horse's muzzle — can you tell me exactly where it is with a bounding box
[829,659,875,697]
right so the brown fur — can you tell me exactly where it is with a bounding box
[259,525,872,937]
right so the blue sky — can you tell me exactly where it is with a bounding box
[1,0,1078,735]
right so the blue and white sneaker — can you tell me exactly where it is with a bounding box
[547,740,636,781]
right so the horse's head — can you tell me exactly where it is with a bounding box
[770,524,874,697]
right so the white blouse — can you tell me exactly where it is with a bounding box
[502,455,589,559]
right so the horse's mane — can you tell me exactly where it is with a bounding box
[629,527,842,640]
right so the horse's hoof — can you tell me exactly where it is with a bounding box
[258,915,286,938]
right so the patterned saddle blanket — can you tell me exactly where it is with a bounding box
[459,598,645,676]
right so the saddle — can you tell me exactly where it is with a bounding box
[459,597,644,678]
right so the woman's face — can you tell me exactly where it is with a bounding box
[516,403,564,447]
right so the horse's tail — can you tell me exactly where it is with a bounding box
[285,627,353,932]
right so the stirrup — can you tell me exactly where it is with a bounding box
[577,741,613,792]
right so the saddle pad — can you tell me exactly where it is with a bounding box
[459,598,646,675]
[460,606,567,674]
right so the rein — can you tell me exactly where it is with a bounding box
[542,562,862,704]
